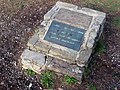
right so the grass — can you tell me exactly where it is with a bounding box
[40,71,55,89]
[16,0,26,9]
[9,0,26,9]
[24,69,36,77]
[88,0,120,12]
[94,39,106,54]
[88,83,97,90]
[112,17,120,28]
[64,75,78,85]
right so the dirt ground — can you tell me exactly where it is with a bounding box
[0,0,120,90]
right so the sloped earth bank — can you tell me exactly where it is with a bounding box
[0,0,120,90]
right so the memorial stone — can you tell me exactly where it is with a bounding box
[21,1,106,83]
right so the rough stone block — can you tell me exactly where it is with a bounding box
[34,40,51,53]
[38,26,47,39]
[27,33,39,48]
[55,8,92,29]
[46,58,83,82]
[49,47,77,63]
[76,49,92,65]
[56,1,78,9]
[21,49,45,70]
[82,7,106,17]
[44,5,59,21]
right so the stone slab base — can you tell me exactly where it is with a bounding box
[21,49,84,83]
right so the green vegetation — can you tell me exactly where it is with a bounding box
[84,67,91,78]
[17,0,26,9]
[112,17,120,27]
[24,69,36,77]
[40,71,55,88]
[64,75,78,85]
[88,83,97,90]
[88,0,120,12]
[95,39,106,54]
[10,0,26,9]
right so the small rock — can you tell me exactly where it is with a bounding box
[58,88,63,90]
[28,83,32,88]
[90,31,97,39]
[87,39,94,48]
[74,67,82,74]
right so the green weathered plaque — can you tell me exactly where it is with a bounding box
[44,20,86,51]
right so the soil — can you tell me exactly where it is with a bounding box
[0,0,120,90]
